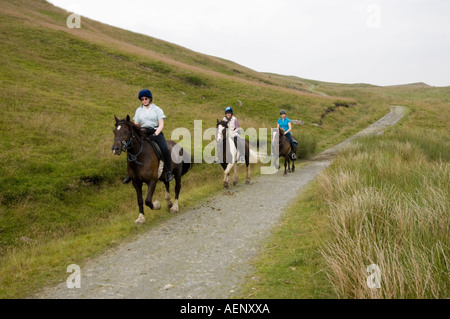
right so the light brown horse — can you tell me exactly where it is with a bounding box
[112,115,192,224]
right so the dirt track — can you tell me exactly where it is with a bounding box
[36,106,406,299]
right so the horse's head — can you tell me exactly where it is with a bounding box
[272,127,285,143]
[112,115,135,155]
[216,119,228,143]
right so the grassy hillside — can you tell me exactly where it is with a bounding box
[0,0,402,298]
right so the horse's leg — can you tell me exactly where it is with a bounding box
[163,181,173,209]
[244,141,251,184]
[170,169,181,214]
[284,157,288,176]
[133,180,146,224]
[275,146,280,170]
[223,163,234,189]
[245,150,251,184]
[145,179,161,210]
[233,163,239,186]
[292,159,296,173]
[288,155,292,172]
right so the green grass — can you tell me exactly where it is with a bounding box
[319,129,449,298]
[239,182,335,299]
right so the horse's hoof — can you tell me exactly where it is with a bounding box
[283,173,288,176]
[135,214,145,225]
[169,200,179,214]
[167,201,173,209]
[223,182,229,189]
[233,181,238,186]
[153,201,161,210]
[245,180,251,185]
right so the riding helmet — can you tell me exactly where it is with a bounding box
[138,89,153,100]
[225,106,233,115]
[280,110,287,115]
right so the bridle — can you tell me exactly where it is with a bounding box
[216,122,228,143]
[115,124,144,165]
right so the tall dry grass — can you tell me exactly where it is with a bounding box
[318,130,449,299]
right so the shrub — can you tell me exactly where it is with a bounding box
[183,75,207,87]
[295,131,317,159]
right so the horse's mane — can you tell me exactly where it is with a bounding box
[279,127,285,136]
[216,119,229,128]
[116,118,142,136]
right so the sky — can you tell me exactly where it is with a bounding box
[48,0,450,86]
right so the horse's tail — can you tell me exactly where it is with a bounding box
[181,147,193,176]
[182,161,193,176]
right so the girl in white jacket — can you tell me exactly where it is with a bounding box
[215,106,245,163]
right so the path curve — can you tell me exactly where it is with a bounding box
[309,85,329,96]
[36,106,406,299]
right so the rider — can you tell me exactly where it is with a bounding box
[277,110,297,160]
[215,106,244,163]
[123,89,173,183]
[224,106,241,136]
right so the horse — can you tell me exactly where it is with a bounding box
[216,119,257,189]
[112,115,192,224]
[273,127,296,176]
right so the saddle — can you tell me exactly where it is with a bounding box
[141,128,163,161]
[149,139,163,161]
[141,130,165,179]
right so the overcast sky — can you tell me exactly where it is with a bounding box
[48,0,449,86]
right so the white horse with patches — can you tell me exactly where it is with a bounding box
[216,119,258,189]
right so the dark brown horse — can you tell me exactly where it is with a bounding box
[273,128,296,175]
[216,119,257,188]
[112,115,192,224]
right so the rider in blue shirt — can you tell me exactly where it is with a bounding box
[277,110,297,160]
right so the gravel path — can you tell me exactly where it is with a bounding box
[36,106,406,299]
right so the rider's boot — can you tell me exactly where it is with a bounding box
[123,175,132,184]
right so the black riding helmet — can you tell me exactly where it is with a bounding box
[138,89,152,100]
[280,110,287,115]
